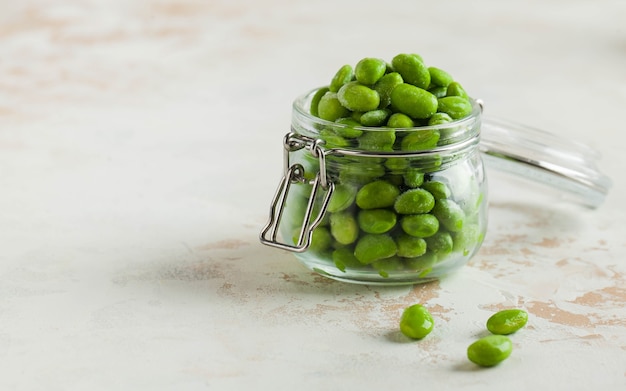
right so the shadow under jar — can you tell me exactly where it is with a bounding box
[261,89,488,285]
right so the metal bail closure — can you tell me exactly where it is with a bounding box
[260,132,335,252]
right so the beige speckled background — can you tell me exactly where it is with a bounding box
[1,0,625,389]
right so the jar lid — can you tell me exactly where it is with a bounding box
[479,116,612,208]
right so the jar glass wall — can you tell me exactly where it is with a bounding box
[262,89,488,285]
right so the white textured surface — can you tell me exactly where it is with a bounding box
[1,1,625,389]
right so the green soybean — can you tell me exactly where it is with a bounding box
[354,234,397,264]
[432,199,465,232]
[446,81,469,99]
[400,129,440,151]
[428,67,453,87]
[337,82,380,112]
[339,160,385,184]
[403,168,425,188]
[330,64,354,92]
[453,224,481,255]
[396,234,427,258]
[308,227,333,253]
[399,304,434,340]
[310,87,330,117]
[404,252,437,272]
[391,53,430,89]
[355,57,387,85]
[428,85,448,99]
[394,188,435,214]
[401,214,439,238]
[427,112,453,126]
[360,109,391,127]
[319,128,349,148]
[332,247,362,272]
[384,157,409,173]
[327,183,357,213]
[329,211,359,245]
[373,72,404,108]
[356,180,400,209]
[410,53,424,63]
[372,256,404,278]
[318,92,350,121]
[391,83,438,119]
[358,209,397,234]
[425,231,453,254]
[486,309,529,335]
[358,130,396,151]
[437,96,472,119]
[422,181,451,199]
[333,118,364,138]
[386,112,414,128]
[467,335,513,367]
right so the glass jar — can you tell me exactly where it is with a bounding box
[260,89,611,285]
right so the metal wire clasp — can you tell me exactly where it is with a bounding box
[260,132,335,252]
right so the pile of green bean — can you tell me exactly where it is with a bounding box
[311,53,473,149]
[287,54,483,278]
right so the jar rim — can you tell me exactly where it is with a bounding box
[293,87,481,135]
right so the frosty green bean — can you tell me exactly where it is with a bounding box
[358,209,397,234]
[401,214,439,238]
[437,96,472,119]
[337,82,380,112]
[327,184,357,213]
[467,335,513,367]
[391,53,430,89]
[355,58,387,85]
[373,72,403,109]
[391,83,438,119]
[396,234,427,258]
[432,199,465,232]
[486,309,528,335]
[330,64,353,92]
[317,92,350,121]
[356,180,400,209]
[330,211,359,245]
[354,234,397,264]
[394,188,435,214]
[399,304,434,339]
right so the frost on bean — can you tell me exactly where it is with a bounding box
[337,82,380,112]
[354,234,397,264]
[390,83,438,119]
[399,304,434,340]
[467,335,513,367]
[486,309,529,335]
[391,53,431,89]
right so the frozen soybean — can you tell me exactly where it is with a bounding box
[391,53,430,89]
[467,335,513,367]
[338,82,380,112]
[432,199,465,232]
[391,83,438,119]
[356,180,400,209]
[486,309,529,335]
[394,189,435,214]
[355,57,387,85]
[358,209,397,234]
[354,234,397,264]
[401,214,440,238]
[399,304,434,339]
[330,64,354,92]
[329,211,359,245]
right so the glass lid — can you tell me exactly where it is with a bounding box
[479,116,612,208]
